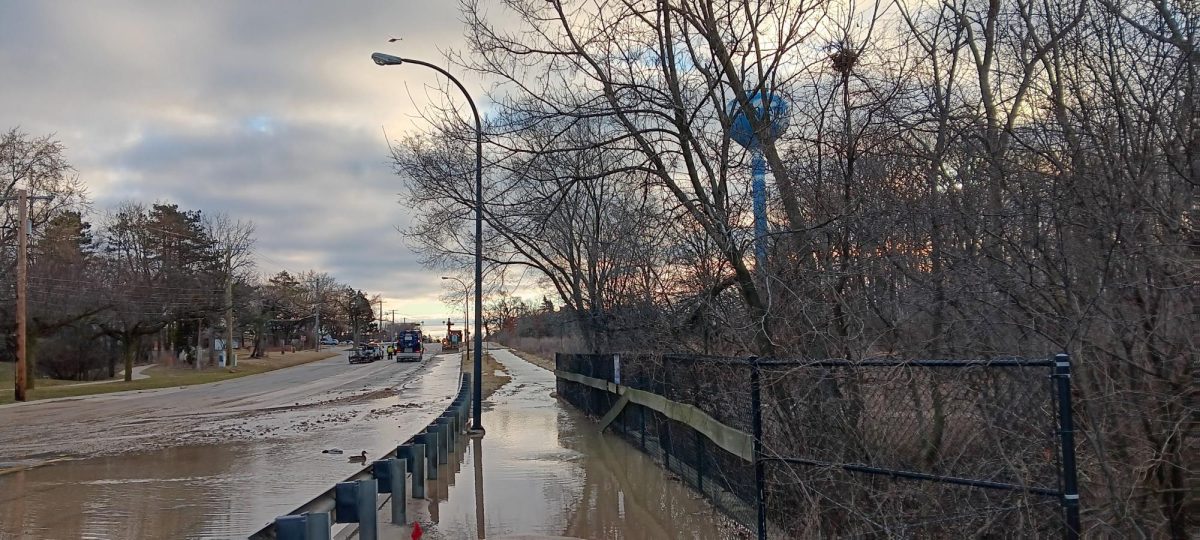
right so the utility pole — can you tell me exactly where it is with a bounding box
[225,248,235,366]
[441,276,470,369]
[195,318,204,371]
[307,279,323,352]
[382,309,398,340]
[3,189,52,401]
[12,190,28,400]
[376,297,383,339]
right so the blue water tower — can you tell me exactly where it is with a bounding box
[728,91,790,270]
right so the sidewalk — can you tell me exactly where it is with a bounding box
[373,346,747,539]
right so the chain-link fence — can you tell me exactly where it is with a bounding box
[555,353,1080,539]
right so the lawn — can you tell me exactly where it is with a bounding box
[0,349,338,405]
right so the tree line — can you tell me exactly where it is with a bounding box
[394,0,1194,535]
[1,128,379,384]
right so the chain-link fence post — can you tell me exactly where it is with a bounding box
[664,418,672,471]
[1054,353,1082,539]
[640,405,646,450]
[750,355,765,540]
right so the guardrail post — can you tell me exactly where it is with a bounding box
[1054,353,1082,540]
[750,355,766,540]
[411,444,426,498]
[274,515,306,540]
[440,413,455,450]
[422,430,439,480]
[372,460,394,494]
[308,512,332,539]
[373,458,407,525]
[439,416,453,462]
[334,479,377,539]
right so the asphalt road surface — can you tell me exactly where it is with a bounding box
[0,347,444,462]
[0,346,461,538]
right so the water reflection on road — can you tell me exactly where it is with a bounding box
[0,354,462,539]
[416,348,744,540]
[1,349,746,539]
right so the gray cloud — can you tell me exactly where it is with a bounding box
[0,1,487,325]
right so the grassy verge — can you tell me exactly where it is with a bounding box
[0,350,338,406]
[0,364,83,389]
[504,347,555,372]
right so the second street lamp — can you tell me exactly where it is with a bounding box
[374,52,485,435]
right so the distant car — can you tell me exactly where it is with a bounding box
[395,330,424,362]
[320,336,338,346]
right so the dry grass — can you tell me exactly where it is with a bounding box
[0,350,337,405]
[460,348,513,399]
[505,347,555,372]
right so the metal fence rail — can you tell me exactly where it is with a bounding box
[555,352,1081,539]
[248,373,472,540]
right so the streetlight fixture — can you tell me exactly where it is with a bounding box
[374,51,485,436]
[441,276,470,366]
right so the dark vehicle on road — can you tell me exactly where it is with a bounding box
[349,343,383,364]
[395,330,423,362]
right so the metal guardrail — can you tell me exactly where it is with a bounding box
[248,373,472,540]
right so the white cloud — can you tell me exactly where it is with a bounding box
[0,0,489,325]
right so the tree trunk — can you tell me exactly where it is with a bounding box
[122,335,139,382]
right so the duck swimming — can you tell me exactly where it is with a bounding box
[348,450,368,463]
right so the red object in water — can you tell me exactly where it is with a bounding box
[411,521,423,540]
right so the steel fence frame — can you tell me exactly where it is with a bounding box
[554,352,1081,539]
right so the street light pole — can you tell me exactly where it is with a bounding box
[375,52,485,435]
[441,276,470,370]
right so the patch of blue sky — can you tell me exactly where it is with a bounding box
[630,44,696,72]
[244,115,276,135]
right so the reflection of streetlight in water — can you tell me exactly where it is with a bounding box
[473,435,486,539]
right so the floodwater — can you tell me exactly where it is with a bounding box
[0,348,746,539]
[0,353,462,539]
[404,348,747,540]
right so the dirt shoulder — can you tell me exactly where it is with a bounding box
[460,348,513,398]
[0,350,338,406]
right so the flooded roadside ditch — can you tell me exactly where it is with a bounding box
[405,348,748,540]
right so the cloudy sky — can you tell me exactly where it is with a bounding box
[0,1,488,332]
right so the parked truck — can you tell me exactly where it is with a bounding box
[395,329,424,362]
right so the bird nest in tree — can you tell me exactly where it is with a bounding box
[830,48,859,75]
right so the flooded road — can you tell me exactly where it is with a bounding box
[406,348,746,540]
[1,348,747,539]
[0,352,462,539]
[0,347,447,462]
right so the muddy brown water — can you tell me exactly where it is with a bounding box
[0,348,745,539]
[0,355,462,539]
[404,348,746,540]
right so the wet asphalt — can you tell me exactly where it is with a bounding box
[0,348,461,539]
